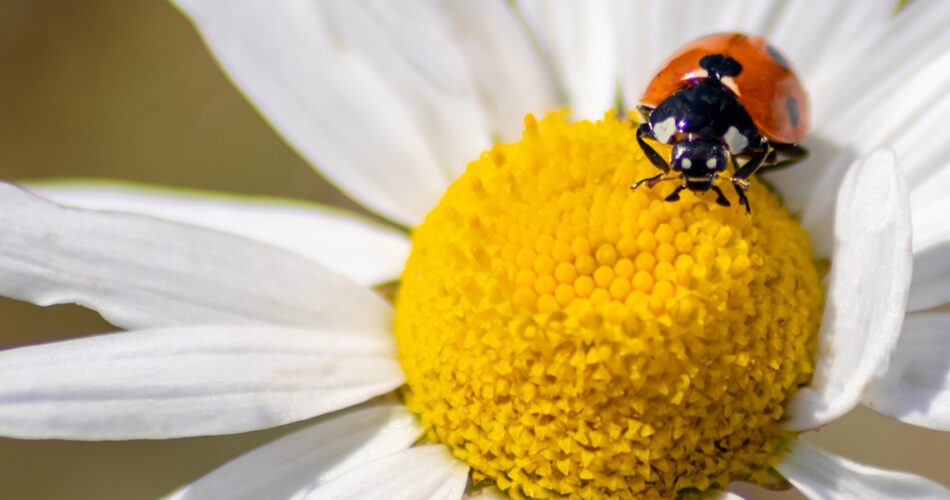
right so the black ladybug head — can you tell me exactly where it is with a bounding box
[699,54,743,81]
[671,139,728,183]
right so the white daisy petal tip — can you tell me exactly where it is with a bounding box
[863,311,950,431]
[775,440,950,499]
[783,149,912,431]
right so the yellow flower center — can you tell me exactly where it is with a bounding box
[394,112,822,499]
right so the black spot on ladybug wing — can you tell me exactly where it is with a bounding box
[766,45,791,71]
[699,54,743,79]
[786,97,800,127]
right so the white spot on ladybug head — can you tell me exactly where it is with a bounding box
[653,117,677,144]
[706,158,718,169]
[681,158,692,169]
[724,126,749,154]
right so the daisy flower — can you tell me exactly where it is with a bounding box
[3,0,950,498]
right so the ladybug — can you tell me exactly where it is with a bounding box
[631,33,809,213]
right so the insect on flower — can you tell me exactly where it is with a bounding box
[631,33,810,213]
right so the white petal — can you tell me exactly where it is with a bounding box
[302,444,469,500]
[800,84,950,253]
[612,1,651,109]
[863,312,950,431]
[866,44,950,193]
[298,1,493,183]
[169,405,423,500]
[775,440,950,500]
[25,180,410,287]
[783,150,912,430]
[902,83,950,204]
[417,0,559,142]
[784,147,857,257]
[907,195,950,311]
[174,0,451,224]
[174,0,559,223]
[773,0,950,237]
[808,0,950,133]
[767,0,894,83]
[0,325,403,440]
[517,0,616,121]
[905,157,950,309]
[893,47,950,312]
[0,182,392,332]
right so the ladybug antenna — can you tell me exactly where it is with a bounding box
[699,54,742,81]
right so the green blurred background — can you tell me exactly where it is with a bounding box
[0,2,947,499]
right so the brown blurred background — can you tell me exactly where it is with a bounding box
[0,1,947,499]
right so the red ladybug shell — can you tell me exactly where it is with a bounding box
[640,33,809,145]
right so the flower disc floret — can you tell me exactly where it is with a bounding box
[394,112,822,499]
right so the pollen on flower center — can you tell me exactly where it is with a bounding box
[394,112,822,499]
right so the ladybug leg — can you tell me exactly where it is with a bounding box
[732,142,772,180]
[772,142,808,159]
[631,173,664,190]
[726,144,762,214]
[665,184,688,202]
[710,185,731,207]
[731,183,752,213]
[636,123,670,173]
[631,173,682,191]
[757,143,809,174]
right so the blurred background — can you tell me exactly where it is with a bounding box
[0,1,947,499]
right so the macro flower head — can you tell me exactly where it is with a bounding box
[3,1,950,499]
